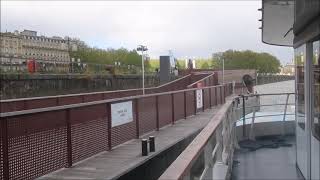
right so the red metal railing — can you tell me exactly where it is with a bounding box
[0,83,233,180]
[0,73,218,113]
[158,98,236,180]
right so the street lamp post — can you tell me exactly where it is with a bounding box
[137,45,148,95]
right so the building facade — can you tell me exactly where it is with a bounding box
[0,30,77,65]
[280,63,295,75]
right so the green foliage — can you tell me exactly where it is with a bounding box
[200,61,209,69]
[212,50,281,74]
[148,59,160,72]
[176,60,186,69]
[70,46,151,71]
[194,59,218,69]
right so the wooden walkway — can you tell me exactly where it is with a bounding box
[39,106,222,180]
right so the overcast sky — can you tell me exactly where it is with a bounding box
[1,1,293,64]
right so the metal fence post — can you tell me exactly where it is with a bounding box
[171,93,175,125]
[220,86,223,104]
[66,109,73,167]
[202,89,205,112]
[1,118,9,180]
[135,99,140,138]
[282,94,290,136]
[107,103,112,150]
[184,91,187,119]
[242,96,246,139]
[156,96,160,130]
[215,87,218,106]
[209,87,212,108]
[223,86,226,103]
[194,90,197,115]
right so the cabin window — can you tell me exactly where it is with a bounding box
[295,44,306,130]
[312,40,320,140]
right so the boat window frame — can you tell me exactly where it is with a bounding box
[311,39,320,141]
[295,44,307,130]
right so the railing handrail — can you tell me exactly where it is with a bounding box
[237,92,295,97]
[159,92,296,179]
[158,98,234,180]
[145,74,191,90]
[0,87,142,103]
[187,73,215,88]
[0,83,232,118]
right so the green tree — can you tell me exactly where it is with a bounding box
[212,50,281,74]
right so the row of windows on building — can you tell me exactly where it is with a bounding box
[2,48,67,56]
[1,41,67,51]
[23,52,69,59]
[23,36,67,44]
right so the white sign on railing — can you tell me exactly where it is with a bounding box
[111,101,133,127]
[196,89,203,109]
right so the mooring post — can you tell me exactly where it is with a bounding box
[149,136,155,152]
[141,139,148,156]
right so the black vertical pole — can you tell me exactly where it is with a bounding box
[149,136,155,152]
[141,139,148,156]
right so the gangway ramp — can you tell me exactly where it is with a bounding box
[38,107,222,180]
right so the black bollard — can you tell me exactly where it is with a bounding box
[141,139,148,156]
[149,136,155,152]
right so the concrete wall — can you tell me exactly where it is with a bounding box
[0,74,161,99]
[256,74,295,85]
[215,69,257,84]
[179,69,257,84]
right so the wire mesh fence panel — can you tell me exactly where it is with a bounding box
[210,87,217,106]
[216,87,221,105]
[173,92,185,121]
[0,122,3,180]
[203,89,210,110]
[186,90,196,117]
[138,97,157,135]
[7,110,67,180]
[158,94,173,128]
[70,104,108,163]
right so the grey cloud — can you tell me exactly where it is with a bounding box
[1,1,293,63]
